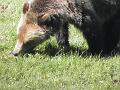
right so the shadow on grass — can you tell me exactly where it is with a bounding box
[29,43,91,57]
[26,43,120,58]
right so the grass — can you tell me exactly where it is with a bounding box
[0,0,120,90]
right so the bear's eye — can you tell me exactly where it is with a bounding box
[37,13,50,25]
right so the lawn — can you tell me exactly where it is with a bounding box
[0,0,120,90]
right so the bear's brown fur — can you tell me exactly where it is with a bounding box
[12,0,82,55]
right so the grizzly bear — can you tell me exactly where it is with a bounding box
[12,0,120,56]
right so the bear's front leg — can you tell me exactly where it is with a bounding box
[55,22,70,53]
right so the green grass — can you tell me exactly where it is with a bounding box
[0,0,120,90]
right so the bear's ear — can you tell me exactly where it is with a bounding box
[23,3,29,14]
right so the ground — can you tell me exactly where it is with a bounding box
[0,0,120,90]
